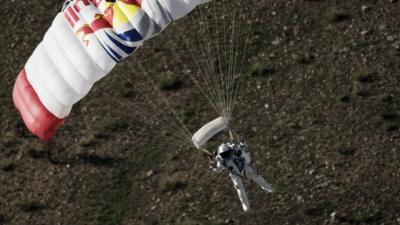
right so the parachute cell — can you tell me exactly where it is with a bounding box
[13,70,65,141]
[12,0,210,141]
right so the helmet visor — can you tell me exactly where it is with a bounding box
[220,149,231,159]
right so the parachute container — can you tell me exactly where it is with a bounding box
[12,0,210,141]
[192,117,229,149]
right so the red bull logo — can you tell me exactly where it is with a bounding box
[66,0,141,34]
[64,0,144,62]
[100,0,141,27]
[91,0,141,9]
[75,14,112,46]
[76,24,93,46]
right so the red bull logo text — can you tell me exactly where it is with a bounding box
[64,0,145,62]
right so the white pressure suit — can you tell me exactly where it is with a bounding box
[213,142,273,211]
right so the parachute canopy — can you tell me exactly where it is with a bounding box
[13,0,210,141]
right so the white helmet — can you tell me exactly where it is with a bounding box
[218,143,231,159]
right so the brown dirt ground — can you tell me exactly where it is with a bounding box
[1,0,400,225]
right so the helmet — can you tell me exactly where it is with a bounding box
[218,143,231,159]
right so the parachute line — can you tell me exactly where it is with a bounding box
[176,0,251,125]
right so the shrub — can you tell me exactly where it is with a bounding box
[160,177,186,192]
[27,148,47,159]
[158,73,183,91]
[79,136,98,148]
[0,160,14,172]
[328,10,351,23]
[293,53,314,65]
[353,70,377,83]
[17,200,44,212]
[249,63,275,77]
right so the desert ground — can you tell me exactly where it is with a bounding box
[1,0,400,224]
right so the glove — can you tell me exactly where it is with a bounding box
[239,136,246,146]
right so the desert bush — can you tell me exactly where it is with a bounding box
[160,177,186,192]
[249,63,275,77]
[0,160,14,172]
[27,148,47,159]
[353,70,377,83]
[158,73,183,91]
[327,10,351,23]
[17,200,44,212]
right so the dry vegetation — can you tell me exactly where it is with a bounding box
[1,0,400,225]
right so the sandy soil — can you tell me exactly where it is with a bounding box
[1,0,400,224]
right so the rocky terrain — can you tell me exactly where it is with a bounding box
[1,0,400,224]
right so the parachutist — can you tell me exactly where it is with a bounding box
[210,139,273,212]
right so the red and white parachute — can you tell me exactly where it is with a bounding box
[12,0,210,141]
